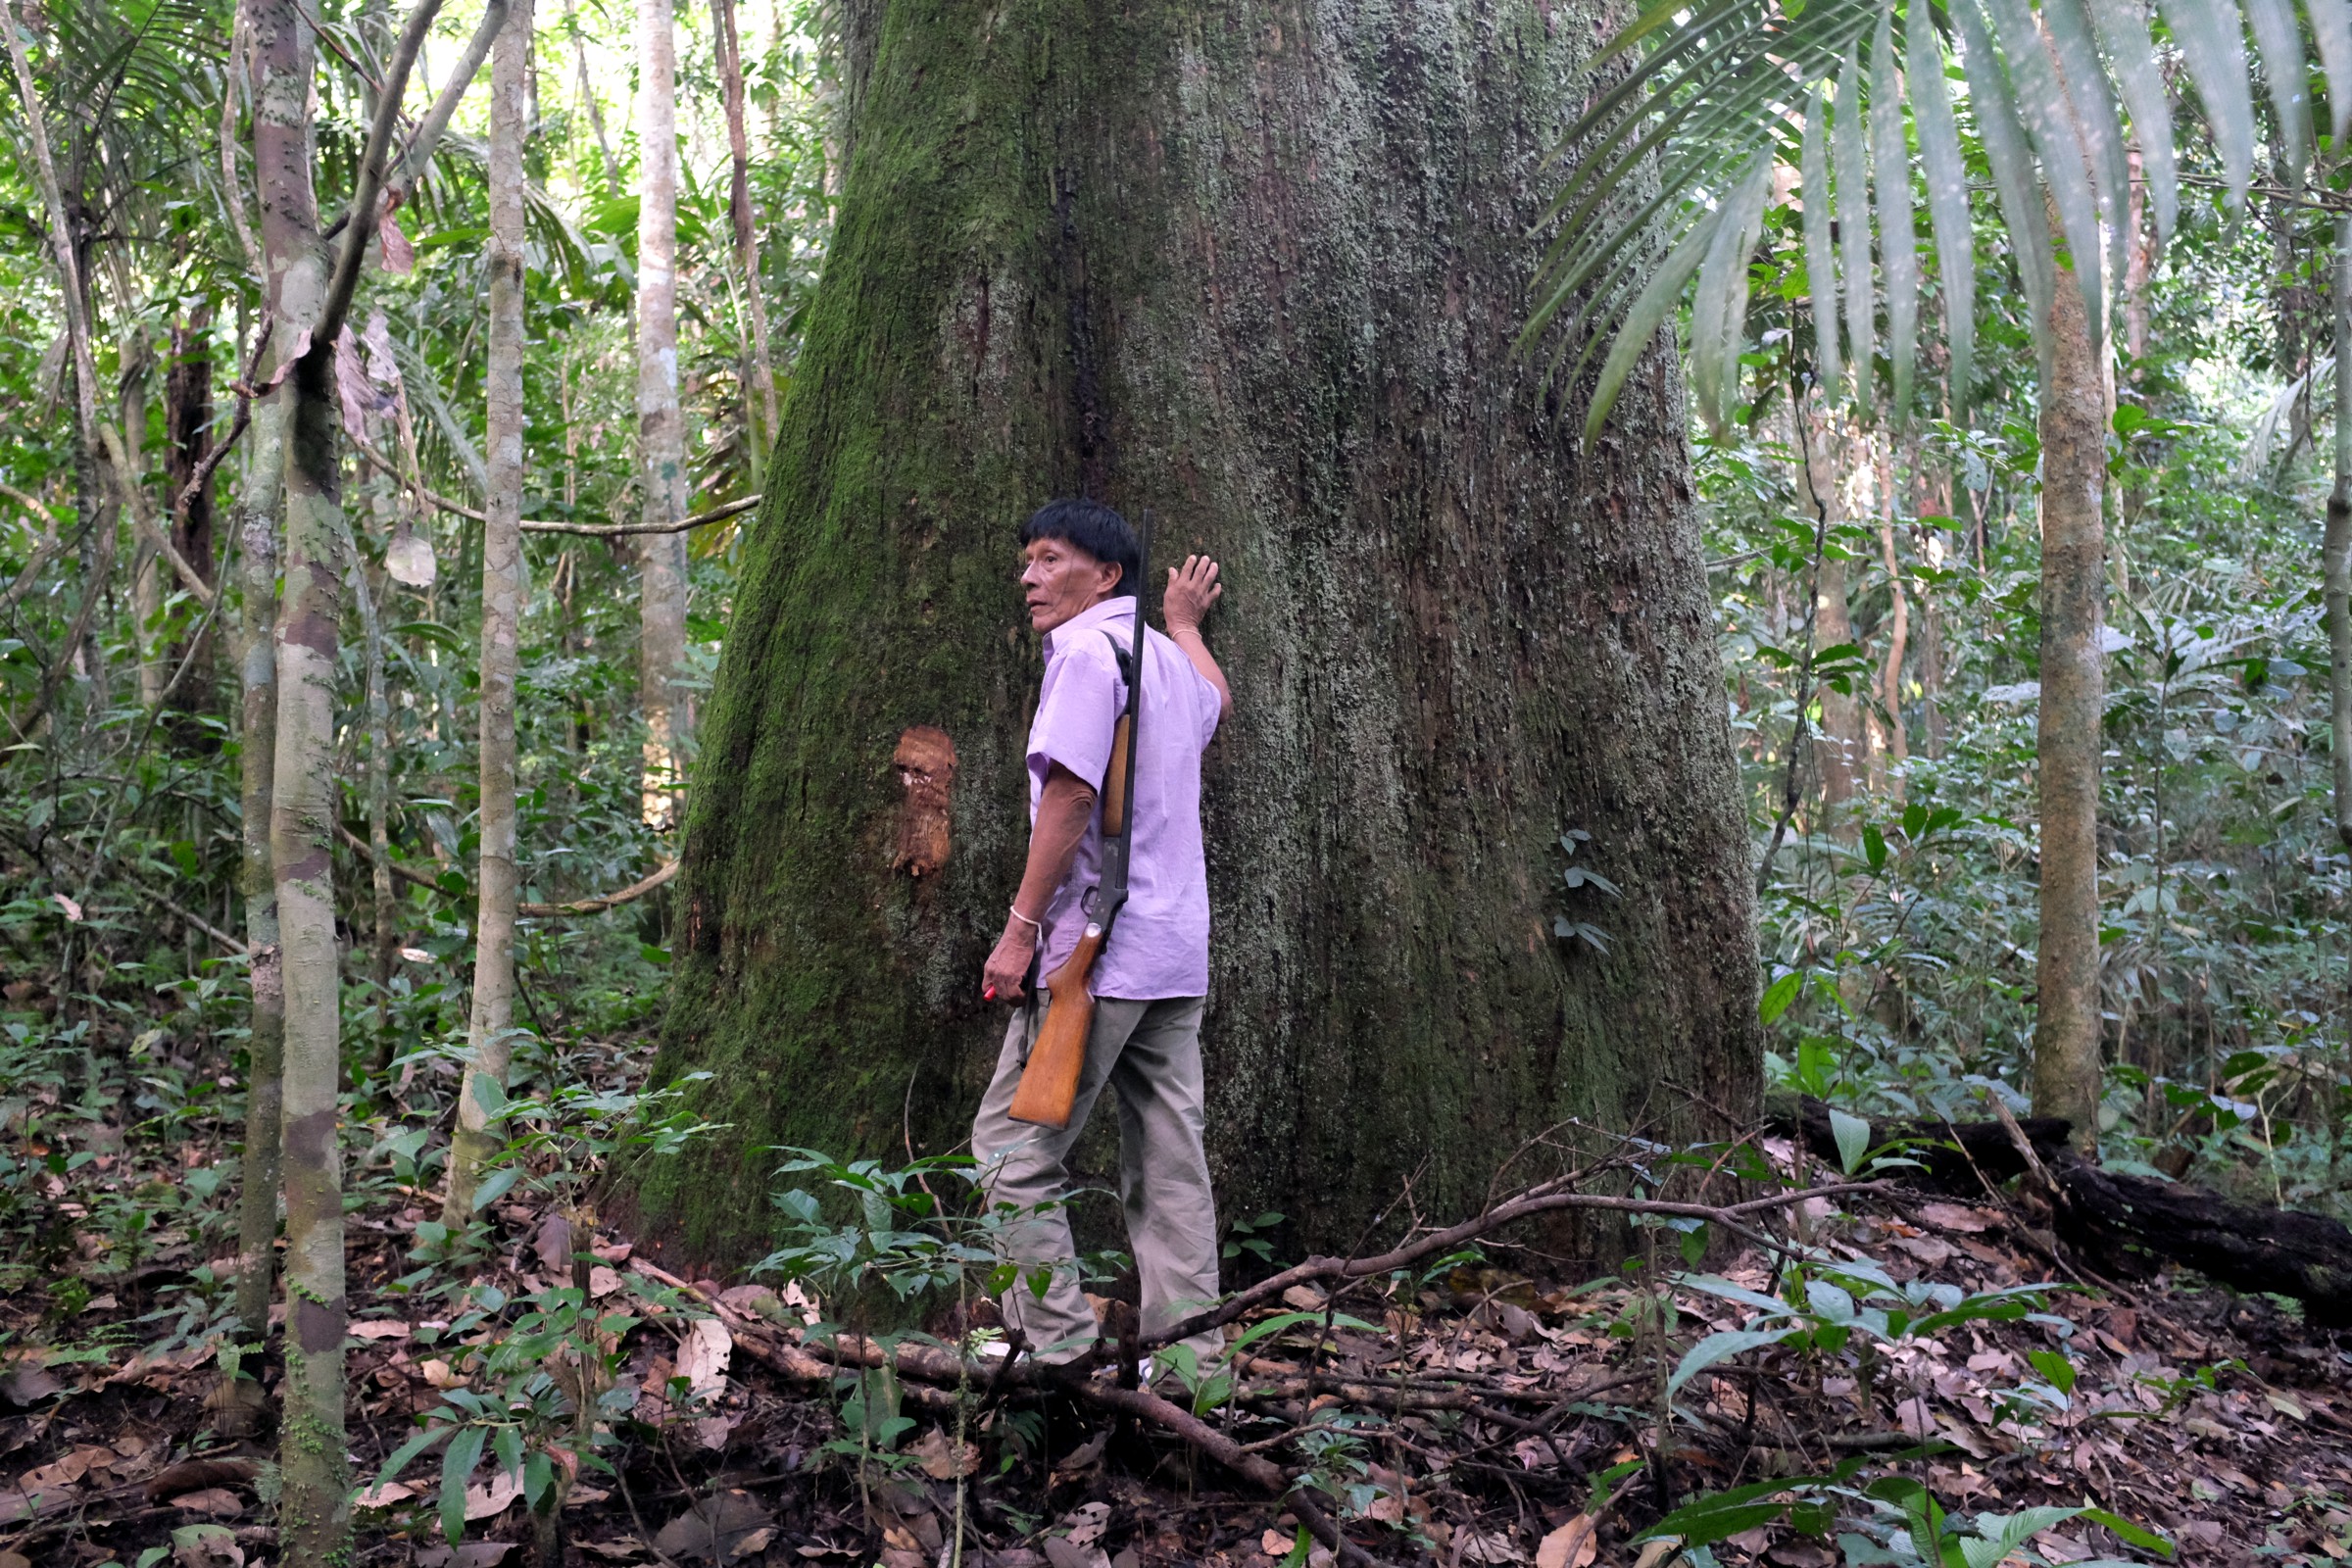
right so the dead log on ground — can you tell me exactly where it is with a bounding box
[1783,1097,2352,1329]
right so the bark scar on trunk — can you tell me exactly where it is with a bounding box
[891,726,957,878]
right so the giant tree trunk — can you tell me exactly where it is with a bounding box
[636,0,690,824]
[2030,218,2110,1148]
[627,0,1760,1262]
[446,0,532,1223]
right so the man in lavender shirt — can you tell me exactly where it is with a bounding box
[973,499,1233,1367]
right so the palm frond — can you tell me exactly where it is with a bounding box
[2241,0,2312,180]
[1691,158,1776,436]
[1869,8,1917,429]
[1835,45,1875,418]
[2086,0,2177,243]
[1800,81,1841,405]
[1909,2,1973,405]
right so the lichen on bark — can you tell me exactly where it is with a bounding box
[627,0,1759,1265]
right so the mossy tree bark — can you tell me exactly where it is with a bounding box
[632,0,1760,1262]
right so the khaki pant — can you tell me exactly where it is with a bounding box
[971,994,1222,1365]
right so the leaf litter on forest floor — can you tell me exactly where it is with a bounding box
[4,1046,2351,1568]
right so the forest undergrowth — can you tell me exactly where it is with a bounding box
[0,974,2346,1568]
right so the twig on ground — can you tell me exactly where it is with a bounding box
[1147,1180,1886,1352]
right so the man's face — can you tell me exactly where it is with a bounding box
[1021,535,1122,634]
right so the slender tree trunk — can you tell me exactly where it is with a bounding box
[231,0,321,1346]
[1794,409,1865,824]
[266,0,488,1552]
[2327,215,2352,852]
[123,340,167,711]
[2030,210,2111,1148]
[165,308,220,724]
[637,0,690,828]
[711,0,780,463]
[446,0,533,1224]
[623,0,1760,1261]
[350,544,399,1068]
[1912,460,1950,762]
[566,0,621,198]
[1877,447,1909,799]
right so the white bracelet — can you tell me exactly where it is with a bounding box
[1007,905,1044,934]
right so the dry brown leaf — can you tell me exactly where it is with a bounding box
[466,1467,524,1520]
[676,1317,732,1396]
[909,1427,978,1480]
[354,1480,416,1509]
[172,1486,244,1516]
[1535,1514,1598,1568]
[348,1320,410,1342]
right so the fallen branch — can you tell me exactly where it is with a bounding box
[1146,1179,1886,1353]
[331,820,677,915]
[521,495,759,537]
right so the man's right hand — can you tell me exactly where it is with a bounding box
[984,917,1037,1003]
[1163,555,1223,632]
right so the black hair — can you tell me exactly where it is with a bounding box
[1020,498,1141,598]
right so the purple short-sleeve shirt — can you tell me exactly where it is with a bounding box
[1027,597,1221,1001]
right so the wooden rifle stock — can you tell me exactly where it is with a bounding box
[1007,711,1133,1128]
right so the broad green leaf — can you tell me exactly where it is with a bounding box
[1869,7,1919,426]
[371,1422,454,1494]
[1908,4,1974,407]
[2027,1347,2078,1395]
[2076,1506,2175,1555]
[2153,0,2253,206]
[1829,1105,1872,1173]
[1952,0,2055,382]
[1635,1476,1823,1544]
[441,1424,487,1544]
[1666,1324,1801,1395]
[1975,0,2106,350]
[2083,0,2177,242]
[1834,46,1875,416]
[1801,80,1841,402]
[1677,1272,1798,1316]
[1759,969,1806,1024]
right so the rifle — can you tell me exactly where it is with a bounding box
[1008,510,1152,1128]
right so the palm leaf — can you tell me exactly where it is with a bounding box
[2242,0,2312,178]
[1952,0,2058,381]
[2085,0,2178,242]
[1909,3,1973,407]
[1870,7,1918,426]
[1801,80,1841,404]
[2155,0,2254,203]
[2041,0,2134,292]
[1974,0,2107,348]
[1586,162,1763,442]
[1691,158,1776,435]
[2312,0,2352,144]
[1835,45,1875,416]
